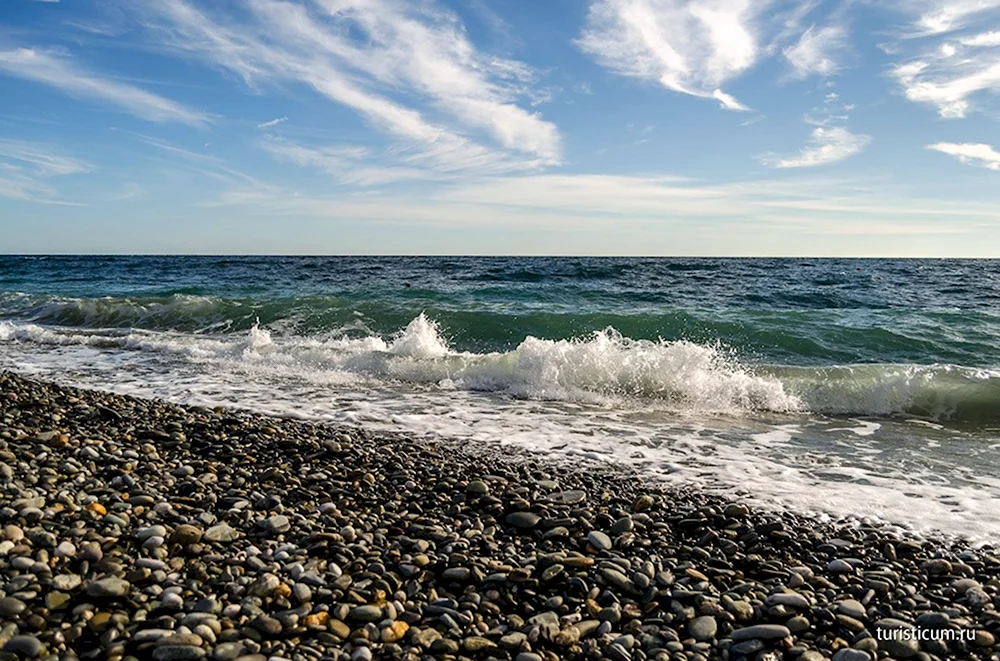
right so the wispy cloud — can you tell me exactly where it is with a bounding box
[0,139,90,176]
[783,23,848,78]
[0,48,209,126]
[928,142,1000,170]
[761,126,871,168]
[889,2,1000,118]
[132,0,560,177]
[259,138,432,185]
[576,0,783,111]
[207,172,999,244]
[907,0,1000,36]
[0,139,89,203]
[257,116,288,129]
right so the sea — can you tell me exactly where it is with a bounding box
[1,256,999,543]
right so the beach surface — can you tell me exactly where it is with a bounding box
[1,371,998,661]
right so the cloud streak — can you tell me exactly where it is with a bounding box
[133,0,561,177]
[576,0,786,111]
[928,142,1000,170]
[762,126,871,168]
[0,48,209,127]
[889,2,1000,118]
[0,139,90,203]
[257,116,288,129]
[783,23,848,78]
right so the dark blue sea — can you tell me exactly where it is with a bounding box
[2,256,999,540]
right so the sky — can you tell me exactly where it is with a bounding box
[2,0,1000,256]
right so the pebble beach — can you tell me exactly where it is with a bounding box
[1,370,999,661]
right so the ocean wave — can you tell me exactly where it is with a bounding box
[4,315,1000,424]
[5,292,999,369]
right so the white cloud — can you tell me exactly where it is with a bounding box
[893,58,1000,119]
[206,173,1000,247]
[0,48,209,127]
[133,0,560,176]
[762,126,871,168]
[927,142,1000,170]
[0,139,90,176]
[889,2,1000,118]
[259,139,433,185]
[257,117,288,129]
[0,139,89,203]
[960,31,1000,47]
[783,24,848,78]
[576,0,769,111]
[910,0,1000,36]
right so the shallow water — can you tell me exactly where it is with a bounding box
[2,256,999,542]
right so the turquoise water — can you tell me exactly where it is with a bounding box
[2,256,999,540]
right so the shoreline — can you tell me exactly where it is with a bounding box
[0,371,997,661]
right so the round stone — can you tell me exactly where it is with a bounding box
[505,512,541,529]
[86,577,131,598]
[466,480,490,495]
[0,597,26,618]
[545,490,587,505]
[348,605,384,622]
[171,524,204,545]
[587,530,613,551]
[204,522,239,543]
[689,616,718,641]
[3,636,45,658]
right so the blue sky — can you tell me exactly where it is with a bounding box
[2,0,1000,256]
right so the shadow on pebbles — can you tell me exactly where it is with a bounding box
[0,371,998,661]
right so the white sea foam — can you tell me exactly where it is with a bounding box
[4,316,1000,543]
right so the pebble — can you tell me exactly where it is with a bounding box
[259,515,290,534]
[0,597,26,618]
[2,636,45,657]
[205,522,239,543]
[688,615,718,641]
[587,530,613,551]
[0,372,998,661]
[730,624,791,642]
[86,577,131,598]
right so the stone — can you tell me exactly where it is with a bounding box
[505,512,541,529]
[587,530,613,551]
[53,573,82,591]
[730,625,791,642]
[152,646,207,661]
[466,480,489,495]
[54,540,76,558]
[827,559,854,573]
[442,567,471,581]
[546,490,587,505]
[688,616,717,641]
[248,573,280,597]
[171,524,204,545]
[87,577,131,598]
[204,522,239,543]
[874,618,920,659]
[767,592,810,610]
[2,636,45,658]
[382,621,409,644]
[348,605,384,622]
[837,599,866,619]
[922,558,952,575]
[259,515,290,534]
[0,597,26,618]
[45,592,70,610]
